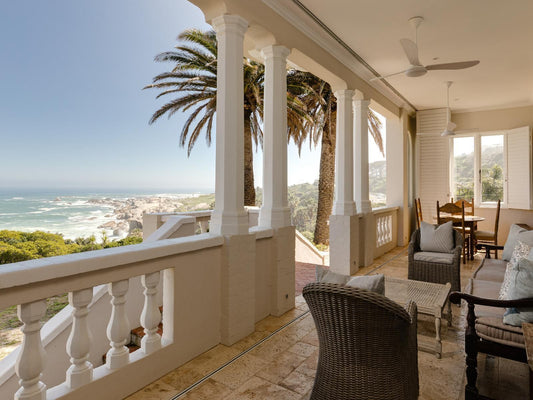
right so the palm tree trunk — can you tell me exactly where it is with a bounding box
[243,112,256,206]
[314,118,336,245]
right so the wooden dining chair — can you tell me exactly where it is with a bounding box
[437,201,470,264]
[476,199,501,258]
[454,198,474,216]
[414,198,423,229]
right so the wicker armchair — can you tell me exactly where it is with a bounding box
[303,283,419,400]
[408,228,463,292]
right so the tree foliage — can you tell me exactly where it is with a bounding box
[453,144,503,202]
[0,230,143,265]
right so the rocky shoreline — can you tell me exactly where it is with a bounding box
[86,195,213,237]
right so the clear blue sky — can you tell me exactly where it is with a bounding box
[0,0,322,193]
[0,0,384,193]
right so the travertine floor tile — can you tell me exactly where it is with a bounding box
[127,380,178,400]
[179,378,232,400]
[211,354,268,390]
[280,370,315,395]
[182,344,240,376]
[287,341,317,358]
[159,367,204,393]
[224,376,301,400]
[256,351,307,384]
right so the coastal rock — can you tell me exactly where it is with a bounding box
[128,220,142,233]
[98,221,116,229]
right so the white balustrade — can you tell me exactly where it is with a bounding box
[140,272,162,354]
[15,300,47,400]
[373,207,399,257]
[376,214,392,247]
[198,219,209,233]
[66,288,93,389]
[105,280,130,369]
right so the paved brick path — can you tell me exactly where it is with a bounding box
[295,261,328,295]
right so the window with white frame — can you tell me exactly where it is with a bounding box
[450,126,531,208]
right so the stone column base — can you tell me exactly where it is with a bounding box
[271,226,295,317]
[220,233,255,346]
[329,214,360,276]
[358,213,376,267]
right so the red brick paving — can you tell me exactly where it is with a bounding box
[295,261,328,296]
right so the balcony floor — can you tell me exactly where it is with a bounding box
[127,248,529,400]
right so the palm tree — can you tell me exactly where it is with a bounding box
[144,29,263,205]
[145,29,308,206]
[288,71,383,245]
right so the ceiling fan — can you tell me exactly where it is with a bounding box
[370,16,480,82]
[441,81,456,136]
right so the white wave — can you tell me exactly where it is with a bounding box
[153,193,199,199]
[39,207,58,212]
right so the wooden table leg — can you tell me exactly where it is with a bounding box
[435,316,442,359]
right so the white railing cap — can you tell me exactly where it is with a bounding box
[0,234,223,290]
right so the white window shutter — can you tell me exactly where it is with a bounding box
[416,134,450,221]
[506,126,532,209]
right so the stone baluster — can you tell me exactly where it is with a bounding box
[106,280,130,369]
[15,300,47,400]
[66,288,93,388]
[140,271,161,354]
[198,220,209,233]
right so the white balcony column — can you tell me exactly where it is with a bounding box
[333,89,356,216]
[386,108,410,246]
[210,14,249,236]
[354,98,372,213]
[15,301,47,400]
[354,96,375,266]
[329,89,359,275]
[258,44,291,229]
[211,14,255,345]
[66,288,93,389]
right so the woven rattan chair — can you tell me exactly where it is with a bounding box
[408,228,463,292]
[303,283,419,400]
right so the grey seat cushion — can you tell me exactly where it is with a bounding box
[476,316,525,348]
[413,251,455,264]
[473,258,507,282]
[316,265,349,285]
[346,274,385,295]
[476,230,495,240]
[468,279,505,318]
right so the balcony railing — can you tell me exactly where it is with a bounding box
[373,207,399,257]
[0,233,226,400]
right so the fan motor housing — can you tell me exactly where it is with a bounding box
[405,65,427,77]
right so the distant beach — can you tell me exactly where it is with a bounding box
[0,190,213,241]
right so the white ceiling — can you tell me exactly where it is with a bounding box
[300,0,533,112]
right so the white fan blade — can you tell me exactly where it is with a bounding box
[370,69,409,82]
[447,121,457,131]
[426,61,480,70]
[400,39,421,66]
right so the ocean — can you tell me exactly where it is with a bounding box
[0,189,205,241]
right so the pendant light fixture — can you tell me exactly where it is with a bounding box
[441,81,457,136]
